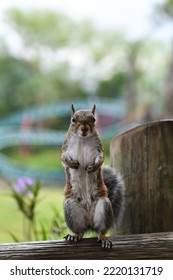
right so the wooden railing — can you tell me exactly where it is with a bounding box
[0,232,173,259]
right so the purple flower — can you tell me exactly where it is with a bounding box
[14,177,34,196]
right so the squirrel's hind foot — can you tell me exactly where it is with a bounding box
[64,233,83,243]
[97,233,113,250]
[101,239,113,250]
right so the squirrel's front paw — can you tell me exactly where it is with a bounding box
[66,157,79,169]
[72,160,80,169]
[86,164,97,173]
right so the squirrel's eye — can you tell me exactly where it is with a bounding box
[92,117,96,123]
[72,117,76,123]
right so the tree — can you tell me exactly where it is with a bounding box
[0,56,38,116]
[0,9,128,109]
[0,8,168,119]
[96,72,125,98]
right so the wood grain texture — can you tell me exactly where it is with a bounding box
[0,232,173,259]
[110,120,173,234]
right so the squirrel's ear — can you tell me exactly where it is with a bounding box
[71,104,75,115]
[91,104,96,115]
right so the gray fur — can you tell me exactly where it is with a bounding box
[64,196,114,235]
[103,167,125,230]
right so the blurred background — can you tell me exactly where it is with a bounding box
[0,0,173,243]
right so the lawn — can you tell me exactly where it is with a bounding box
[0,184,65,243]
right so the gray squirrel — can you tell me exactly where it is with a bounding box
[61,104,125,249]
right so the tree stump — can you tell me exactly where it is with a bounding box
[110,120,173,234]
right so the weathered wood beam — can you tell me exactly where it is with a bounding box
[0,232,173,260]
[110,120,173,234]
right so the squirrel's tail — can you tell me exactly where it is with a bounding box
[102,166,125,232]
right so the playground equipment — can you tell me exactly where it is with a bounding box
[0,98,134,181]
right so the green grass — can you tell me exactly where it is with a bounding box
[0,186,64,243]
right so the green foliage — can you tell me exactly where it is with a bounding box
[51,205,67,238]
[0,54,88,117]
[9,179,66,242]
[10,179,41,240]
[0,187,64,242]
[97,72,125,97]
[155,0,173,20]
[0,8,127,118]
[7,9,76,47]
[0,7,169,119]
[0,56,36,116]
[0,9,99,117]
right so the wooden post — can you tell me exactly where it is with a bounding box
[110,120,173,234]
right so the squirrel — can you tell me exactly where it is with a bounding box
[61,104,125,250]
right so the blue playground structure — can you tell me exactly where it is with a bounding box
[0,98,135,182]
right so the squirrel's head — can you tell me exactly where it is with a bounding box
[70,104,96,138]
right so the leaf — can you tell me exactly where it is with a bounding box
[40,222,47,241]
[11,192,25,212]
[33,181,41,197]
[8,231,20,243]
[27,181,41,198]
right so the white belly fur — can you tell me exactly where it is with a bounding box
[68,135,100,208]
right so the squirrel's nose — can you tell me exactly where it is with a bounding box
[81,124,88,131]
